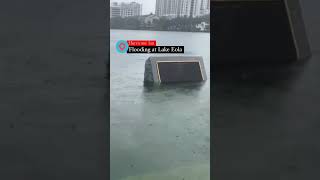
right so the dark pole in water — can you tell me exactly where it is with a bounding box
[211,0,311,64]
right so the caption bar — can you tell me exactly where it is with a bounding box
[127,46,184,54]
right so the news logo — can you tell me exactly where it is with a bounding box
[116,40,129,54]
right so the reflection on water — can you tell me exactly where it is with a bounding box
[110,30,210,180]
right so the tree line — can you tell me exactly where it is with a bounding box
[110,15,210,32]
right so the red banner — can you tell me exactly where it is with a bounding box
[127,40,157,46]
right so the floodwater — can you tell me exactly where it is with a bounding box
[110,30,210,180]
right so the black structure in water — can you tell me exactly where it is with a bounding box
[211,0,311,63]
[144,56,207,83]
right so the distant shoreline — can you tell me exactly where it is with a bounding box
[110,28,210,33]
[110,15,210,33]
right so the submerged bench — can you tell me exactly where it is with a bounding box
[144,56,207,83]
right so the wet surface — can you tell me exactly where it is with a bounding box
[110,30,210,180]
[212,1,320,179]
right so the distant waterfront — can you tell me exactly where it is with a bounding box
[110,15,210,32]
[110,28,210,33]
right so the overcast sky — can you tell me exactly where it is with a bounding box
[112,0,156,15]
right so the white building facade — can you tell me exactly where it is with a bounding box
[120,2,142,17]
[155,0,209,18]
[110,2,121,18]
[110,2,142,18]
[200,0,210,16]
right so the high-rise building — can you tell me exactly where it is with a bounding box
[155,0,205,18]
[156,0,180,18]
[110,2,142,18]
[189,0,202,17]
[120,2,142,17]
[110,2,121,18]
[178,0,191,17]
[200,0,210,16]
